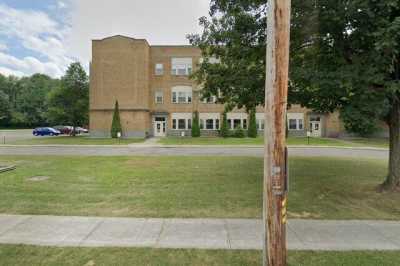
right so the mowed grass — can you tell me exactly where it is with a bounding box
[0,245,400,266]
[0,155,399,220]
[10,135,145,145]
[160,136,389,148]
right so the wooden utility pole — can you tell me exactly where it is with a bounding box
[264,0,291,265]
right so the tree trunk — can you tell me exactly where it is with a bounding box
[382,100,400,191]
[71,125,76,137]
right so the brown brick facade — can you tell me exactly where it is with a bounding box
[90,35,344,138]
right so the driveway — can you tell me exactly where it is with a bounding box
[0,145,388,159]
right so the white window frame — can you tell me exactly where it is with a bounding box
[199,113,220,130]
[256,113,265,130]
[287,113,304,131]
[155,91,164,104]
[202,95,217,104]
[171,58,192,76]
[171,86,192,104]
[227,113,248,130]
[171,113,192,130]
[199,57,221,64]
[155,63,164,75]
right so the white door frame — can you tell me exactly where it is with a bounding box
[309,118,322,137]
[153,117,167,137]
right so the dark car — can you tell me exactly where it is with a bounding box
[33,127,61,136]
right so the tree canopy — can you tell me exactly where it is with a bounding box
[47,62,89,132]
[191,0,400,190]
[0,73,60,128]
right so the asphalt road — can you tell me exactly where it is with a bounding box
[0,145,388,159]
[0,129,36,144]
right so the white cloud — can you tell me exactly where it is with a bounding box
[0,52,63,77]
[58,2,67,9]
[66,0,210,64]
[0,66,25,77]
[0,4,72,77]
[0,1,211,78]
[0,43,7,51]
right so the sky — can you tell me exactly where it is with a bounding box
[0,0,210,78]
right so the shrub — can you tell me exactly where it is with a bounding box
[248,108,258,138]
[192,111,201,137]
[111,101,122,138]
[219,112,230,138]
[233,126,245,138]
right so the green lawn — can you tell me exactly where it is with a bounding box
[159,136,389,148]
[0,155,398,220]
[0,245,399,266]
[10,136,145,145]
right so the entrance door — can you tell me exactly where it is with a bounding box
[309,117,322,137]
[154,117,166,137]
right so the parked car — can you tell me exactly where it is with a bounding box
[33,127,61,136]
[53,125,73,135]
[75,127,89,134]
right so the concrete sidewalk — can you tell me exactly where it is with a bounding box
[0,215,399,250]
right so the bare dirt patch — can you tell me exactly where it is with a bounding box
[28,176,50,182]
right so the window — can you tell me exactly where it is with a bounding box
[171,86,192,104]
[155,63,164,75]
[287,113,305,131]
[289,119,297,130]
[202,95,217,104]
[256,113,265,130]
[206,119,214,130]
[298,119,304,130]
[200,119,204,129]
[199,113,220,130]
[233,119,241,129]
[171,58,192,76]
[155,117,166,122]
[178,119,186,130]
[178,92,186,103]
[171,113,192,130]
[226,113,248,130]
[172,92,177,103]
[155,91,163,104]
[256,119,265,130]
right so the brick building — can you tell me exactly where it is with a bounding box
[89,35,344,138]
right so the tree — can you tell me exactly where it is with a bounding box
[111,101,122,138]
[47,62,89,136]
[190,0,400,191]
[187,0,315,111]
[220,112,230,138]
[248,108,258,138]
[0,90,11,126]
[16,74,58,126]
[290,1,400,191]
[192,111,201,137]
